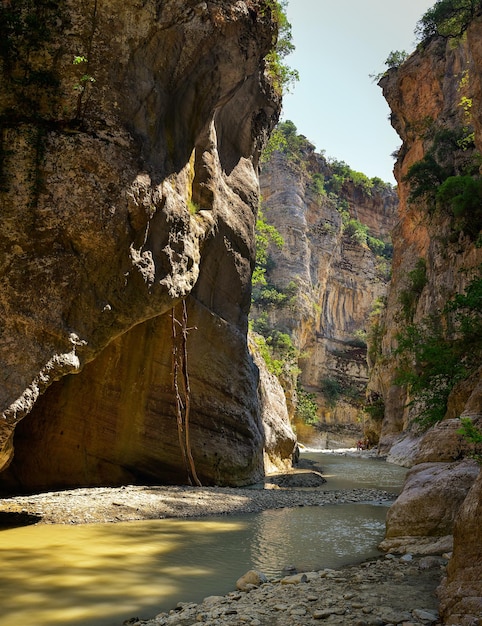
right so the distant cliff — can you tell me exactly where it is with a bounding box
[0,0,297,491]
[254,125,398,446]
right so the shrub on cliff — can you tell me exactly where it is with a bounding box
[416,0,482,41]
[395,274,482,429]
[264,0,299,94]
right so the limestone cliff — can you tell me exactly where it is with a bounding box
[372,30,482,454]
[255,132,398,446]
[0,0,297,490]
[372,13,482,625]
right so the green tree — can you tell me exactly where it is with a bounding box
[265,0,299,94]
[416,0,482,40]
[370,50,409,81]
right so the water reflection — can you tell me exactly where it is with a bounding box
[249,503,388,574]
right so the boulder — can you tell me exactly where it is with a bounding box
[236,570,268,592]
[412,417,482,465]
[264,470,326,489]
[380,460,480,554]
[438,468,482,625]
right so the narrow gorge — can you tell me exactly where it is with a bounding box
[253,124,398,447]
[0,2,481,626]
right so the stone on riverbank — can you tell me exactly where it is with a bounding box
[128,555,444,626]
[379,460,479,555]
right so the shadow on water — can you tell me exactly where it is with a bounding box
[0,518,253,626]
[0,510,43,529]
[0,505,391,626]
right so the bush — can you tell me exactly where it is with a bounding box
[436,175,482,239]
[344,218,369,246]
[405,154,448,205]
[399,258,427,320]
[395,275,482,429]
[416,0,482,41]
[457,417,482,463]
[295,385,318,425]
[320,377,343,408]
[367,235,386,256]
[253,206,284,288]
[264,1,299,95]
[364,397,385,422]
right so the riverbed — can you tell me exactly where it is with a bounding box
[0,452,411,626]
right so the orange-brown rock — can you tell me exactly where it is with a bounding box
[438,468,482,625]
[373,32,482,453]
[0,1,297,489]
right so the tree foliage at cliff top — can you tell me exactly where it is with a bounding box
[416,0,482,40]
[265,0,299,94]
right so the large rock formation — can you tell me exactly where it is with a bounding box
[0,0,297,489]
[256,141,397,445]
[371,31,482,453]
[439,470,482,625]
[372,13,482,624]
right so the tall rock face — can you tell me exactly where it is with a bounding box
[0,0,297,490]
[373,17,482,626]
[372,31,482,453]
[256,143,398,445]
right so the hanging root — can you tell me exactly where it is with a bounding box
[171,300,202,487]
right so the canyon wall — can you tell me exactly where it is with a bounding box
[373,17,482,625]
[372,30,482,454]
[0,0,297,490]
[256,142,398,446]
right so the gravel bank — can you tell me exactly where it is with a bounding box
[0,483,395,525]
[124,554,445,626]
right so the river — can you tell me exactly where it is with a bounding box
[0,452,406,626]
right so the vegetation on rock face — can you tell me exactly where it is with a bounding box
[264,0,299,95]
[457,417,482,463]
[394,274,482,429]
[250,208,300,380]
[415,0,482,41]
[399,258,428,321]
[404,117,482,243]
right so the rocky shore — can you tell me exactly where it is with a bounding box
[125,554,444,626]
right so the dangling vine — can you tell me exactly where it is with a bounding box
[171,300,201,486]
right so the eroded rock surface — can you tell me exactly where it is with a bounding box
[258,149,397,443]
[438,469,482,625]
[0,1,291,488]
[380,460,480,556]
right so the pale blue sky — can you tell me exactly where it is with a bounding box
[282,0,435,183]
